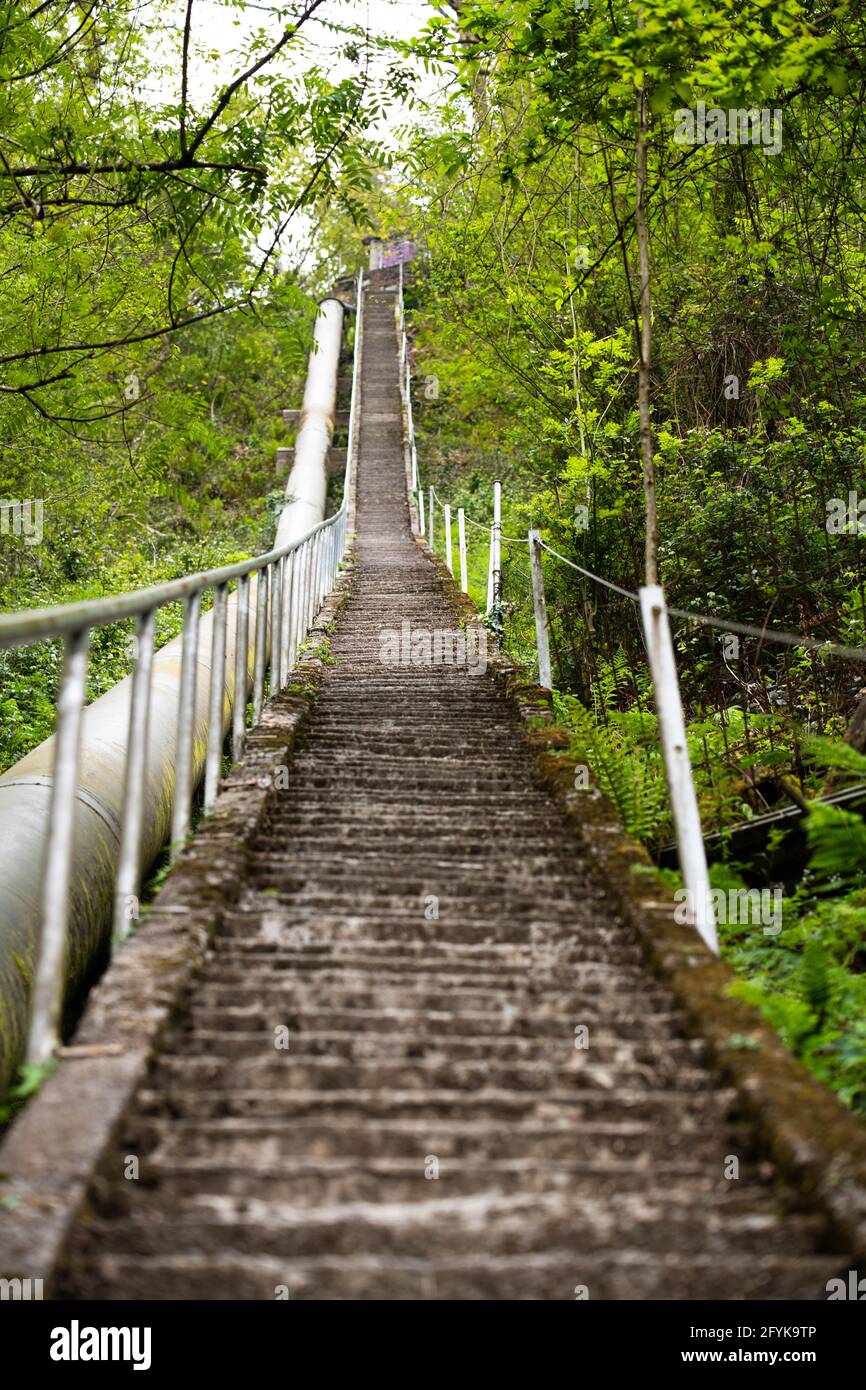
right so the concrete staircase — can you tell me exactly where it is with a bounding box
[54,269,846,1300]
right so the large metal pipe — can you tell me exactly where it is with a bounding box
[276,297,344,547]
[0,296,345,1089]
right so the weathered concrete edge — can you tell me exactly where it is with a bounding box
[420,536,866,1271]
[0,557,357,1289]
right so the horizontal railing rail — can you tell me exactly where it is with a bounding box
[0,512,341,649]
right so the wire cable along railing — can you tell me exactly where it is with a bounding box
[395,269,866,959]
[0,274,363,1071]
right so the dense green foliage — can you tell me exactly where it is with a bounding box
[374,1,866,1110]
[0,0,393,766]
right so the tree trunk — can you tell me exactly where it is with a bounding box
[635,59,658,586]
[448,0,489,127]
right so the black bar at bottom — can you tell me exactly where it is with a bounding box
[2,1296,863,1376]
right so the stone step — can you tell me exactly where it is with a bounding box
[64,1249,842,1301]
[150,1053,714,1093]
[80,1198,825,1263]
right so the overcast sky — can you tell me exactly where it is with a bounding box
[150,2,449,271]
[176,0,441,119]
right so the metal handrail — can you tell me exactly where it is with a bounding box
[0,512,338,649]
[4,269,364,1068]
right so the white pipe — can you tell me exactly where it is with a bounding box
[276,296,345,548]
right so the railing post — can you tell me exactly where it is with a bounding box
[316,530,324,611]
[307,534,317,626]
[295,542,308,660]
[444,504,454,575]
[252,567,268,725]
[204,583,228,813]
[405,354,415,473]
[25,626,90,1066]
[639,584,718,954]
[458,508,468,592]
[528,529,552,690]
[309,533,317,623]
[279,554,291,684]
[233,574,250,761]
[486,523,495,614]
[492,480,502,608]
[269,559,282,697]
[113,607,157,946]
[418,486,426,537]
[428,486,434,549]
[171,591,201,859]
[287,547,300,667]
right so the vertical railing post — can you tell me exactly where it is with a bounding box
[405,353,416,494]
[486,524,495,614]
[269,559,282,697]
[418,485,426,537]
[444,504,454,576]
[312,532,320,617]
[639,584,718,954]
[287,547,300,668]
[528,530,552,690]
[310,533,320,622]
[171,591,201,860]
[458,508,468,593]
[316,529,325,606]
[252,567,268,725]
[303,537,314,631]
[113,607,157,945]
[295,541,308,661]
[233,574,250,761]
[25,626,91,1066]
[204,583,228,813]
[492,480,502,608]
[428,486,434,549]
[278,553,291,686]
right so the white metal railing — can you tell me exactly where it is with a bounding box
[0,272,363,1067]
[396,268,866,958]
